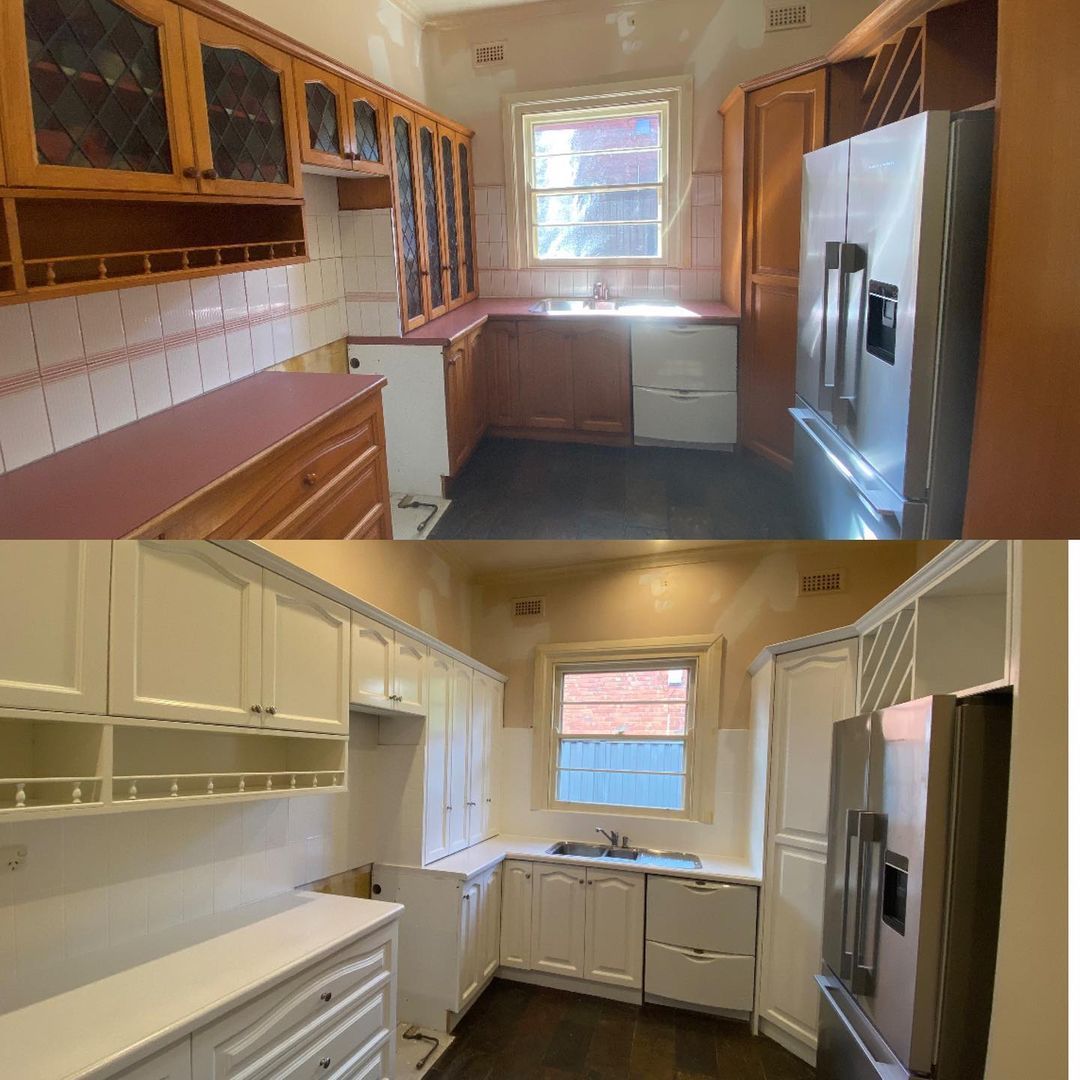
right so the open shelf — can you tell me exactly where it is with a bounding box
[0,716,107,815]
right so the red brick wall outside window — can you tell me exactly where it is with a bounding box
[559,667,689,737]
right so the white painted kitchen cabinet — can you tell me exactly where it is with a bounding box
[755,637,856,1060]
[584,868,644,989]
[350,612,428,716]
[458,864,502,1011]
[531,864,587,978]
[500,860,533,970]
[111,1040,191,1080]
[109,542,264,727]
[0,540,111,715]
[467,672,500,846]
[260,571,350,735]
[445,661,472,853]
[423,651,454,864]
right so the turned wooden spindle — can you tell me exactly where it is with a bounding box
[128,781,138,800]
[170,778,179,798]
[97,259,108,280]
[46,263,56,286]
[14,783,26,809]
[143,254,152,275]
[72,781,82,805]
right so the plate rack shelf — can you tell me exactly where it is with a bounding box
[0,712,347,822]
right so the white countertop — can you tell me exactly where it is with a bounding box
[0,891,403,1080]
[387,834,761,886]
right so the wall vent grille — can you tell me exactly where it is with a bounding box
[472,41,507,68]
[512,596,546,618]
[800,569,844,595]
[766,2,811,31]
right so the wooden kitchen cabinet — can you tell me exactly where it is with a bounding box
[387,103,426,331]
[180,10,304,200]
[571,325,631,435]
[345,83,389,176]
[517,323,575,430]
[484,322,520,428]
[531,865,587,978]
[438,126,465,310]
[446,327,486,477]
[584,868,645,989]
[0,0,199,195]
[0,541,111,714]
[293,58,351,171]
[455,132,478,302]
[416,114,449,321]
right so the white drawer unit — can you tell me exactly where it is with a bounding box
[631,324,738,392]
[191,928,395,1079]
[111,1040,192,1080]
[644,941,755,1013]
[646,877,758,955]
[633,387,738,448]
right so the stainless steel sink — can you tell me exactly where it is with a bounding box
[544,841,702,870]
[528,297,699,318]
[529,298,598,314]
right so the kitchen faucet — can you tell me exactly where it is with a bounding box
[592,280,609,302]
[596,826,629,848]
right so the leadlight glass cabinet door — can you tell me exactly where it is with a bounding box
[179,11,303,199]
[439,125,464,311]
[293,58,349,171]
[416,114,447,321]
[387,101,425,332]
[0,0,198,193]
[345,83,387,177]
[456,133,478,300]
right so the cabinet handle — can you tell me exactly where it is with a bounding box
[446,805,453,811]
[266,706,277,715]
[201,168,218,180]
[525,874,531,880]
[485,798,492,803]
[321,991,333,1002]
[251,704,262,713]
[319,1057,332,1069]
[303,472,318,486]
[183,166,199,179]
[344,151,356,161]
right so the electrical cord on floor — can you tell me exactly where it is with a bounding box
[402,1025,441,1070]
[397,495,441,535]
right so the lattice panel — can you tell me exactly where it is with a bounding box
[420,127,444,310]
[441,134,461,301]
[859,605,915,712]
[458,141,475,294]
[394,115,423,320]
[25,0,173,173]
[305,81,340,156]
[201,45,288,184]
[353,99,381,164]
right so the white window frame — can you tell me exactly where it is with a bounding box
[503,76,693,270]
[532,634,724,823]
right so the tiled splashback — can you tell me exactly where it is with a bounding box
[341,208,402,338]
[0,175,360,477]
[475,174,723,301]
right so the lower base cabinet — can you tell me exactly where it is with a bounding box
[112,1041,192,1080]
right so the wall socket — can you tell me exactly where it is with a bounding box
[1,845,27,872]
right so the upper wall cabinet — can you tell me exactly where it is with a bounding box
[349,611,428,716]
[454,132,477,303]
[416,114,448,322]
[345,82,388,176]
[387,102,425,332]
[0,0,198,195]
[438,126,464,310]
[179,10,303,199]
[0,541,111,714]
[293,58,350,172]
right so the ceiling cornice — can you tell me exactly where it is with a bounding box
[423,0,656,32]
[386,0,428,27]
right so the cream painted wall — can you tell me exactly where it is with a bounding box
[422,0,880,184]
[256,540,475,654]
[222,0,427,101]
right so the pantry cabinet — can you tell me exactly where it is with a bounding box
[422,651,454,864]
[499,860,533,970]
[467,672,500,845]
[445,661,472,853]
[0,541,111,714]
[584,868,644,989]
[350,612,428,716]
[531,865,587,978]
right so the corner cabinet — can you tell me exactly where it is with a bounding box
[179,11,303,199]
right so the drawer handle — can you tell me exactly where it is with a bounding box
[682,882,723,892]
[320,991,332,1002]
[320,1057,332,1069]
[304,472,318,486]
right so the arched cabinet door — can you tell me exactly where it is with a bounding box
[293,58,350,171]
[387,102,425,332]
[0,0,198,193]
[346,83,388,176]
[179,10,303,199]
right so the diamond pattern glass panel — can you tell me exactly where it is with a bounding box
[201,45,288,184]
[441,134,461,302]
[353,99,381,164]
[394,116,422,320]
[459,141,475,294]
[24,0,173,172]
[420,127,444,311]
[305,81,340,156]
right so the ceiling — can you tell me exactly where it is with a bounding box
[430,541,746,579]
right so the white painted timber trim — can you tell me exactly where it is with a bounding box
[747,625,858,676]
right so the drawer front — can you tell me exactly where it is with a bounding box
[646,877,757,954]
[110,1039,192,1080]
[132,398,382,539]
[273,992,391,1080]
[278,456,388,539]
[644,941,754,1012]
[631,324,738,391]
[192,934,392,1079]
[633,388,737,446]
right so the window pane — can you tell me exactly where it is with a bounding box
[535,189,659,225]
[533,113,661,155]
[561,702,687,736]
[556,739,685,810]
[562,668,689,703]
[534,149,660,189]
[536,223,660,259]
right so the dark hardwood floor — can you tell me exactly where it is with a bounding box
[430,438,800,540]
[427,979,815,1080]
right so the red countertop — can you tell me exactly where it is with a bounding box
[0,372,386,539]
[347,297,740,348]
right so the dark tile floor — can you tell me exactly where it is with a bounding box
[430,439,801,540]
[427,979,815,1080]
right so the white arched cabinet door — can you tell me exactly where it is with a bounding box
[500,860,533,970]
[261,572,350,734]
[530,865,586,978]
[423,652,453,864]
[757,638,857,1056]
[110,542,263,726]
[584,868,644,988]
[393,631,428,715]
[445,662,472,854]
[350,612,395,711]
[0,541,110,714]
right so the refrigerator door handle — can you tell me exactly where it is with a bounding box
[832,242,867,432]
[840,807,863,984]
[819,241,844,413]
[852,811,886,995]
[815,974,906,1079]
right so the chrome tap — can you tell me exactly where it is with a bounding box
[596,826,619,847]
[592,281,609,302]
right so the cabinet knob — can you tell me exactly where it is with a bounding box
[251,704,262,713]
[446,805,453,811]
[266,706,277,715]
[320,991,333,1002]
[202,168,218,180]
[344,151,356,161]
[183,166,199,179]
[303,472,318,486]
[319,1058,332,1070]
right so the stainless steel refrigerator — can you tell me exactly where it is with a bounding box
[792,110,994,539]
[817,693,1011,1080]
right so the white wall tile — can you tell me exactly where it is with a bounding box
[191,277,224,331]
[43,373,97,451]
[130,351,172,418]
[77,292,126,356]
[291,311,312,355]
[218,273,248,324]
[157,281,196,338]
[0,305,38,378]
[250,321,275,371]
[119,286,164,347]
[287,264,308,310]
[226,327,255,381]
[354,214,374,256]
[197,333,230,391]
[89,363,137,434]
[243,269,270,317]
[165,342,203,403]
[272,316,294,363]
[374,256,397,294]
[30,297,85,371]
[267,268,290,314]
